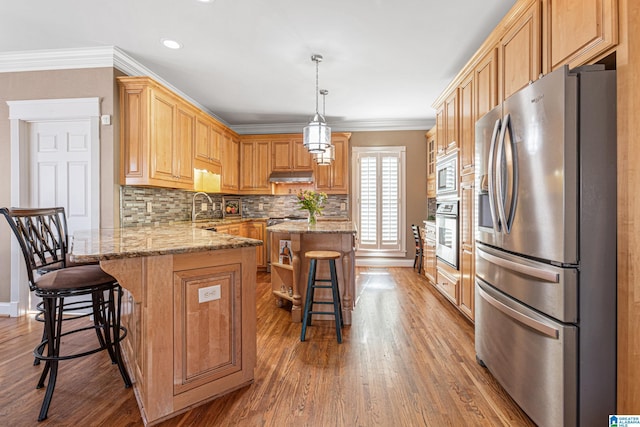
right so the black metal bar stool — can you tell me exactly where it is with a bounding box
[300,250,344,343]
[1,207,131,422]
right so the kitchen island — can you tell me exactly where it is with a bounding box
[70,224,262,426]
[266,221,357,325]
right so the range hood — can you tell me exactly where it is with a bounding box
[268,170,314,183]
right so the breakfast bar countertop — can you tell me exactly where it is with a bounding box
[266,220,357,234]
[70,223,262,263]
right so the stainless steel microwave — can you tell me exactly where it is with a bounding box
[436,152,458,198]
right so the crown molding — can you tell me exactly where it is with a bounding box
[0,47,432,133]
[0,46,230,126]
[231,118,434,135]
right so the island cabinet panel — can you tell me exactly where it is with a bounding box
[542,0,618,72]
[499,0,541,101]
[173,264,242,395]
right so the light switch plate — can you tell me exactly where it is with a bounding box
[201,202,208,211]
[146,201,153,213]
[198,285,221,303]
[340,203,346,211]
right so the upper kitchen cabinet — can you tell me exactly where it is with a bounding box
[434,89,458,159]
[542,0,618,72]
[314,133,351,194]
[271,136,314,171]
[194,114,222,170]
[221,132,240,193]
[499,0,542,100]
[118,76,194,189]
[239,138,271,194]
[475,48,499,125]
[426,128,436,198]
[458,71,475,176]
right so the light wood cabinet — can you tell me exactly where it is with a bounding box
[444,90,458,153]
[221,133,240,193]
[459,174,475,320]
[239,139,270,194]
[542,0,618,72]
[119,77,195,189]
[459,72,475,176]
[434,89,459,160]
[499,0,542,100]
[436,262,460,306]
[426,128,436,198]
[475,47,499,122]
[314,133,351,194]
[241,221,266,269]
[271,137,313,171]
[194,114,221,169]
[422,222,436,285]
[173,263,243,395]
[435,106,446,156]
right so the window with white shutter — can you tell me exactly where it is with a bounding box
[352,146,406,257]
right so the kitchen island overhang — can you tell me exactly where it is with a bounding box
[71,224,262,426]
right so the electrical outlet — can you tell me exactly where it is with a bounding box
[340,203,346,211]
[258,203,264,211]
[146,201,152,213]
[211,202,216,211]
[198,285,221,303]
[201,202,208,211]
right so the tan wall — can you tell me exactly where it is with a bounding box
[0,67,119,302]
[350,130,428,261]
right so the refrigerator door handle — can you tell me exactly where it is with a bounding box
[487,118,501,232]
[477,248,560,283]
[478,284,559,339]
[496,113,518,233]
[502,113,518,233]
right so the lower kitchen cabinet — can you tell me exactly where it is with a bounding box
[436,261,460,306]
[422,222,437,285]
[217,220,267,270]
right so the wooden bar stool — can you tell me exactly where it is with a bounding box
[300,250,344,343]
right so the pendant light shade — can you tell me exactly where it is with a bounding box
[314,142,334,165]
[303,54,331,154]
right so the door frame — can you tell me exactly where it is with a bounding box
[4,97,100,316]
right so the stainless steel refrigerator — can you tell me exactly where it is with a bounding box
[474,65,616,427]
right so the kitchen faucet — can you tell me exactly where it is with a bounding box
[192,191,213,222]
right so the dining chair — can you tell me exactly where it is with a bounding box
[411,224,424,274]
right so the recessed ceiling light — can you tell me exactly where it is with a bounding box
[161,39,182,49]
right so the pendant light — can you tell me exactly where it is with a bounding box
[303,54,331,154]
[315,89,334,165]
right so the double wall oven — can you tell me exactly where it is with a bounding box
[435,152,459,270]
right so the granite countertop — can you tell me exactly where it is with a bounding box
[266,220,357,234]
[70,223,262,263]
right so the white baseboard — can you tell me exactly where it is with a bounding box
[355,258,415,268]
[0,302,20,317]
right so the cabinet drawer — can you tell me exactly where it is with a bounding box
[436,267,459,304]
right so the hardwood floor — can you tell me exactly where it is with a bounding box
[0,267,534,426]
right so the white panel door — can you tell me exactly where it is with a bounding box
[29,120,93,234]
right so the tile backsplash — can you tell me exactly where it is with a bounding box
[120,186,349,226]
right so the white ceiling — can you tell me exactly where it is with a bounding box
[0,0,516,133]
